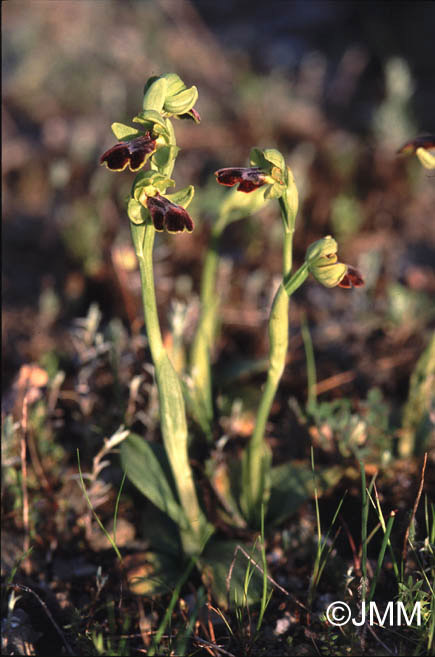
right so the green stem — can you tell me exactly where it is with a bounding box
[134,225,209,555]
[189,214,228,434]
[242,227,294,526]
[137,226,165,364]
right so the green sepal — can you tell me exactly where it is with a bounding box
[111,122,141,141]
[127,197,149,225]
[164,185,194,209]
[162,72,188,96]
[249,147,267,169]
[132,110,170,138]
[250,147,285,173]
[262,148,286,171]
[142,76,168,112]
[164,86,198,115]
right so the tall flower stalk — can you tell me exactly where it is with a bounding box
[215,150,363,528]
[102,73,211,556]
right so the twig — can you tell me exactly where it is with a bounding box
[226,544,308,612]
[402,452,428,563]
[366,622,394,655]
[10,584,74,655]
[193,636,236,657]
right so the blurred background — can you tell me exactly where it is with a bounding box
[3,0,435,425]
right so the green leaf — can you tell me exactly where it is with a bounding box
[262,148,285,171]
[141,505,182,557]
[111,122,141,140]
[200,538,266,609]
[126,550,183,596]
[165,185,194,209]
[267,462,343,525]
[400,332,435,456]
[205,457,246,528]
[120,433,187,528]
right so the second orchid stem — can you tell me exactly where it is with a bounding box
[242,209,293,526]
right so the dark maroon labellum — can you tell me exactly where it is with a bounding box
[215,167,266,193]
[397,135,435,155]
[146,193,194,233]
[100,133,157,172]
[338,266,364,289]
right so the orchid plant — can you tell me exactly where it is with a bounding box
[100,73,364,602]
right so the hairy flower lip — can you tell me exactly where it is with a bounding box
[214,167,266,193]
[145,193,194,233]
[337,265,364,288]
[100,133,157,172]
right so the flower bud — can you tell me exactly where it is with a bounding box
[305,236,364,289]
[143,73,200,121]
